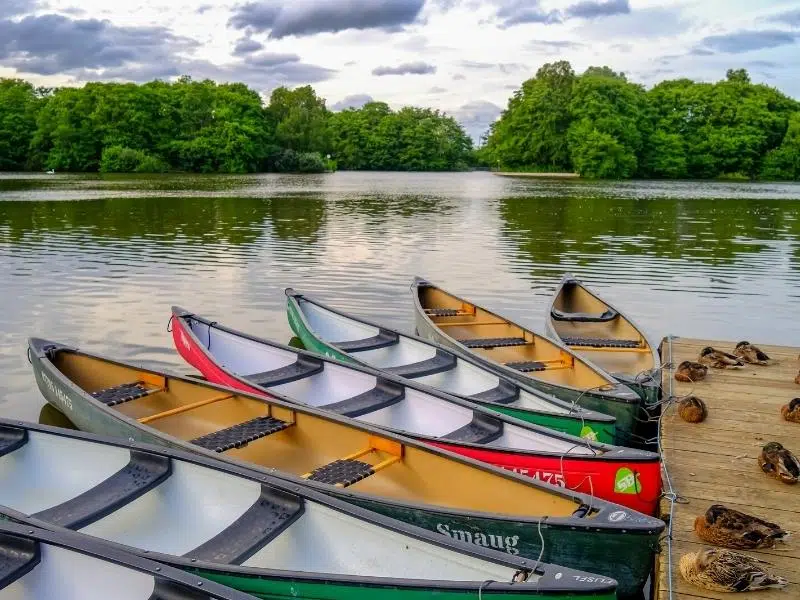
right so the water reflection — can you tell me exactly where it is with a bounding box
[0,172,799,423]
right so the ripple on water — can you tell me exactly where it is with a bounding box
[1,171,800,420]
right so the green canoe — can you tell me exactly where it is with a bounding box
[0,419,615,600]
[285,288,616,443]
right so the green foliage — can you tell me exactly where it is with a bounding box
[0,79,44,171]
[482,63,800,180]
[328,102,472,171]
[100,146,168,173]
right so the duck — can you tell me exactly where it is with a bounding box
[678,395,707,423]
[675,361,708,382]
[679,548,788,592]
[733,341,770,365]
[698,347,744,369]
[759,442,800,484]
[694,504,789,549]
[781,398,800,423]
[795,370,800,385]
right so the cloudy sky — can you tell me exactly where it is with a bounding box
[1,0,799,141]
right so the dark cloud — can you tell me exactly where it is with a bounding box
[452,100,502,143]
[0,12,334,90]
[0,14,198,75]
[528,40,584,53]
[0,0,36,18]
[699,30,797,54]
[565,0,630,20]
[330,93,374,111]
[688,47,714,56]
[372,61,436,76]
[767,9,800,28]
[233,37,264,55]
[453,73,465,80]
[229,0,424,39]
[196,4,214,14]
[493,1,562,27]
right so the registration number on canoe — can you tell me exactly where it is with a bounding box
[573,576,616,585]
[509,467,566,487]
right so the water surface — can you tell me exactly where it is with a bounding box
[2,171,799,421]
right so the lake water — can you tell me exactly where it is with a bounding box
[2,171,800,422]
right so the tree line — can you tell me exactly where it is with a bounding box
[479,62,800,180]
[0,77,473,174]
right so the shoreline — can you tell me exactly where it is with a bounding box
[492,172,580,179]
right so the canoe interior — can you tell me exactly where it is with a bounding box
[0,427,525,583]
[416,285,613,390]
[550,282,656,376]
[0,540,159,600]
[293,296,575,416]
[182,317,597,457]
[49,351,586,519]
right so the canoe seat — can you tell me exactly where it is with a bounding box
[0,425,27,458]
[186,486,303,564]
[190,417,292,453]
[91,382,157,407]
[323,380,405,418]
[459,337,527,349]
[306,459,375,487]
[505,361,548,373]
[550,308,619,323]
[470,380,520,405]
[562,337,641,349]
[33,450,171,530]
[245,356,324,388]
[335,330,399,353]
[442,413,503,445]
[384,349,457,378]
[0,534,39,588]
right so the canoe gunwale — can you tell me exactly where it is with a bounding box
[544,275,661,383]
[27,338,663,535]
[0,418,612,593]
[284,289,615,426]
[0,518,256,600]
[409,278,641,407]
[174,309,661,465]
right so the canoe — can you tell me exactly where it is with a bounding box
[546,275,660,405]
[0,519,255,600]
[285,288,617,443]
[410,277,642,446]
[0,420,615,600]
[28,337,664,597]
[172,306,661,515]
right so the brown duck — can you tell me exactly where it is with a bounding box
[694,504,789,549]
[734,341,770,365]
[698,347,744,369]
[795,370,800,385]
[675,361,708,382]
[679,548,788,592]
[678,395,707,423]
[759,442,800,484]
[782,398,800,423]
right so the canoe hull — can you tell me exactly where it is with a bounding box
[286,298,617,444]
[412,311,639,445]
[30,344,662,598]
[174,317,659,516]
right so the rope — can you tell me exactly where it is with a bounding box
[166,315,174,333]
[660,334,681,600]
[477,579,495,600]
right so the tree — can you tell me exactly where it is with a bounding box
[267,85,329,154]
[0,79,43,170]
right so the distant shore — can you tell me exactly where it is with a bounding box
[493,172,580,179]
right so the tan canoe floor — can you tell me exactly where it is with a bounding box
[654,337,800,600]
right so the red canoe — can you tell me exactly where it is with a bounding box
[170,306,662,515]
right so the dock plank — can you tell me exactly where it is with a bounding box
[654,336,800,600]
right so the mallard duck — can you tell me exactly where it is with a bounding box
[675,361,708,382]
[759,442,800,484]
[782,398,800,423]
[698,347,744,369]
[678,395,707,423]
[734,341,770,365]
[679,548,787,592]
[694,504,789,549]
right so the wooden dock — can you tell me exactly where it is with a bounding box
[655,337,800,600]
